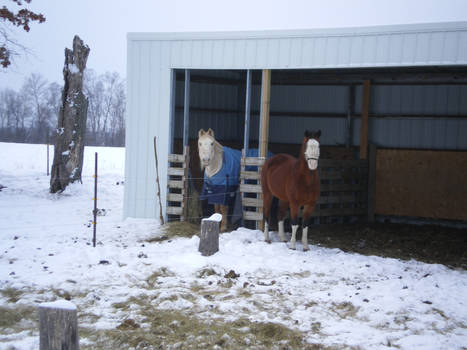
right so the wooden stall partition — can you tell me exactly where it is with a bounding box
[240,155,266,227]
[166,146,190,221]
[315,159,369,222]
[375,149,467,221]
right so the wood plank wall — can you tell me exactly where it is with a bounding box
[375,149,467,221]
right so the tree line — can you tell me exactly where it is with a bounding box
[0,70,126,146]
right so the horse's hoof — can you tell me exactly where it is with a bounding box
[282,240,288,243]
[303,247,310,252]
[265,240,271,244]
[289,246,296,250]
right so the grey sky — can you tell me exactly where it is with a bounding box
[1,0,467,90]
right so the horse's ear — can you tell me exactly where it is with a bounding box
[315,130,321,139]
[207,128,215,137]
[198,129,205,138]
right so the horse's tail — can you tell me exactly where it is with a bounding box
[269,196,279,229]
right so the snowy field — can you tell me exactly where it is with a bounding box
[0,142,466,349]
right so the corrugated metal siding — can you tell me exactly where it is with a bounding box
[125,22,467,219]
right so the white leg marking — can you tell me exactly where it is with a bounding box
[290,225,298,250]
[302,226,309,251]
[278,220,286,242]
[264,221,270,243]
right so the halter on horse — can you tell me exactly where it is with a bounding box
[198,128,241,231]
[261,130,321,251]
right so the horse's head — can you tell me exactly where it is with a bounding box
[304,130,321,170]
[198,128,217,169]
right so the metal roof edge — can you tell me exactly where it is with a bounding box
[127,21,467,41]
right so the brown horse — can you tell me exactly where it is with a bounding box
[261,130,321,251]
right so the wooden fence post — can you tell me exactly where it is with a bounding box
[368,143,377,222]
[199,213,221,256]
[39,300,79,350]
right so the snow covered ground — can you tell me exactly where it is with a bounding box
[0,142,466,349]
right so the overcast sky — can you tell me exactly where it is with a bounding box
[1,0,467,90]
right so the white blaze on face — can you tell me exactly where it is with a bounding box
[305,139,320,170]
[198,135,215,168]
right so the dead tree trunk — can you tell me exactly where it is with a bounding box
[50,35,90,193]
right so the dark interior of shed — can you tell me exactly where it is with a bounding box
[170,67,467,224]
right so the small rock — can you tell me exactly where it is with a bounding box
[99,260,110,265]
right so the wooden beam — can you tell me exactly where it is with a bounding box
[258,69,271,231]
[367,143,377,222]
[359,80,371,159]
[259,69,271,158]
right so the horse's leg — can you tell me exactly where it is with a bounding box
[220,204,228,231]
[277,200,289,243]
[289,204,300,250]
[301,204,315,251]
[262,187,272,243]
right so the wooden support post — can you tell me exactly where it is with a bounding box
[259,69,271,158]
[183,69,190,148]
[359,80,371,159]
[243,70,252,155]
[368,143,376,222]
[199,213,221,256]
[39,300,79,350]
[258,69,271,231]
[182,145,190,221]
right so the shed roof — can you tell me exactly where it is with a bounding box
[128,21,467,69]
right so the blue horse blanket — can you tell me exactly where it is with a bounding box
[200,146,242,205]
[200,147,272,205]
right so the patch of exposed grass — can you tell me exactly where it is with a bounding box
[145,267,175,287]
[196,267,219,278]
[146,221,200,243]
[0,287,25,303]
[331,302,359,319]
[0,305,37,330]
[80,295,308,350]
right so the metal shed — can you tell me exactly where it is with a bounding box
[124,21,467,222]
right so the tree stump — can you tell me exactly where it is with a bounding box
[198,213,221,256]
[50,35,90,193]
[39,300,79,350]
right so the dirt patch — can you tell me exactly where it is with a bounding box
[308,222,466,269]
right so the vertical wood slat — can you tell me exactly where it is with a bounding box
[360,80,371,159]
[367,143,377,222]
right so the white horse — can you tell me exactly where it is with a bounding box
[198,128,241,231]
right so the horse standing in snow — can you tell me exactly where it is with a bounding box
[198,128,242,232]
[261,130,321,251]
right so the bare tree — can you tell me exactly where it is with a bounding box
[0,88,31,141]
[50,35,90,193]
[21,73,48,142]
[84,69,125,146]
[0,0,45,68]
